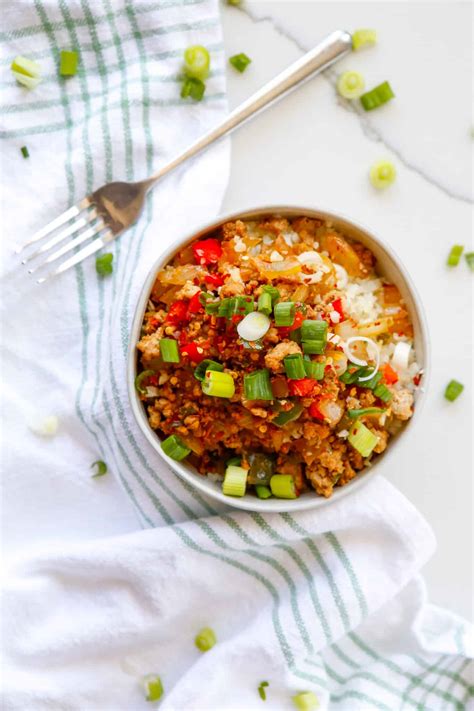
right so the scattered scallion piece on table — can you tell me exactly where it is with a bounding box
[91,460,107,477]
[184,45,210,80]
[258,681,269,700]
[161,434,191,461]
[202,370,235,398]
[181,76,206,101]
[194,359,224,381]
[284,353,306,379]
[348,420,378,457]
[142,674,164,703]
[336,70,365,99]
[270,474,297,499]
[28,414,59,437]
[59,50,78,77]
[369,160,396,189]
[255,485,272,500]
[444,379,464,402]
[95,252,113,276]
[195,627,217,651]
[222,464,248,496]
[244,369,274,400]
[134,370,155,395]
[348,407,385,419]
[352,29,377,51]
[292,691,319,711]
[274,301,295,327]
[257,291,273,316]
[20,146,29,158]
[159,337,180,363]
[11,55,42,88]
[465,252,474,271]
[229,52,252,73]
[360,81,394,111]
[446,245,464,267]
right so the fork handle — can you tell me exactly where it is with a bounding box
[144,30,352,187]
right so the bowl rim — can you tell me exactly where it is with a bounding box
[127,204,431,513]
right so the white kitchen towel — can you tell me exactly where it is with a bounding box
[2,476,473,711]
[1,2,473,711]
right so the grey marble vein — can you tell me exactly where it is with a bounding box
[233,4,473,206]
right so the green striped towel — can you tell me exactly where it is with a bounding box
[1,2,472,710]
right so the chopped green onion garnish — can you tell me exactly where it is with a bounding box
[194,626,217,651]
[284,353,306,379]
[194,359,224,381]
[369,160,396,189]
[20,146,29,158]
[142,674,164,702]
[11,55,41,88]
[360,81,395,111]
[258,680,269,700]
[161,434,191,461]
[232,296,254,315]
[272,403,304,427]
[229,53,252,73]
[340,365,382,388]
[289,328,302,344]
[255,486,272,500]
[352,29,377,51]
[244,369,274,400]
[91,460,107,477]
[444,379,464,402]
[181,76,206,101]
[222,464,248,497]
[135,369,155,395]
[159,337,180,363]
[465,252,474,271]
[274,301,295,327]
[303,359,325,380]
[302,340,326,355]
[292,691,319,711]
[95,252,113,276]
[202,370,235,398]
[348,420,378,457]
[226,456,242,467]
[59,50,78,77]
[270,474,297,499]
[184,45,210,80]
[262,285,280,304]
[257,291,273,316]
[336,70,365,99]
[301,319,327,342]
[227,0,241,4]
[217,297,232,318]
[373,382,392,402]
[447,245,464,266]
[205,299,220,314]
[348,407,385,418]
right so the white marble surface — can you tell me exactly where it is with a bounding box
[221,0,473,620]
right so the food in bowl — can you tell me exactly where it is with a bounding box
[136,215,422,500]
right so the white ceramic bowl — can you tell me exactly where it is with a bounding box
[128,206,430,512]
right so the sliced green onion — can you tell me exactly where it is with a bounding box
[95,252,113,276]
[244,369,274,400]
[181,76,205,101]
[360,81,395,111]
[284,353,306,379]
[348,407,385,418]
[20,146,29,158]
[202,370,235,398]
[369,160,396,189]
[59,50,78,77]
[289,328,302,343]
[447,245,464,266]
[91,460,107,477]
[373,383,392,402]
[217,297,232,318]
[292,691,319,711]
[232,296,254,315]
[247,453,274,485]
[465,252,474,271]
[262,285,280,304]
[258,681,269,700]
[336,70,365,99]
[135,370,155,395]
[142,674,164,702]
[303,359,325,380]
[257,291,273,316]
[194,359,224,381]
[238,311,270,341]
[274,301,295,327]
[229,53,252,73]
[444,379,464,402]
[255,486,272,500]
[222,464,248,496]
[227,0,242,4]
[159,338,180,363]
[272,403,304,427]
[184,45,210,80]
[161,434,191,461]
[301,320,327,342]
[194,626,216,651]
[226,456,242,467]
[361,369,383,389]
[270,474,297,499]
[11,55,41,88]
[352,29,377,51]
[302,340,326,355]
[348,420,378,457]
[205,299,220,314]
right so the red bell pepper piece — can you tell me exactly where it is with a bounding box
[165,300,189,326]
[180,342,207,363]
[192,238,222,266]
[187,291,203,314]
[148,375,159,386]
[203,272,224,287]
[308,401,325,420]
[288,378,316,397]
[278,310,304,338]
[331,298,345,321]
[382,363,399,385]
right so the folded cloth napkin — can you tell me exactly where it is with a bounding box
[1,2,472,710]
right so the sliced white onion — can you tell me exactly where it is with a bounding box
[391,341,411,372]
[334,264,348,289]
[145,386,160,398]
[270,250,284,262]
[237,311,271,342]
[343,336,380,382]
[28,414,59,437]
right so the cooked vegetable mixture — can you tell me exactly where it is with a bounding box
[137,216,422,499]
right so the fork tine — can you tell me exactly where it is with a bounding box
[15,197,91,254]
[28,219,106,274]
[21,210,98,264]
[36,229,116,284]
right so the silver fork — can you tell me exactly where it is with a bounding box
[19,31,351,283]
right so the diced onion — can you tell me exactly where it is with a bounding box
[343,336,380,381]
[391,341,411,372]
[237,311,271,342]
